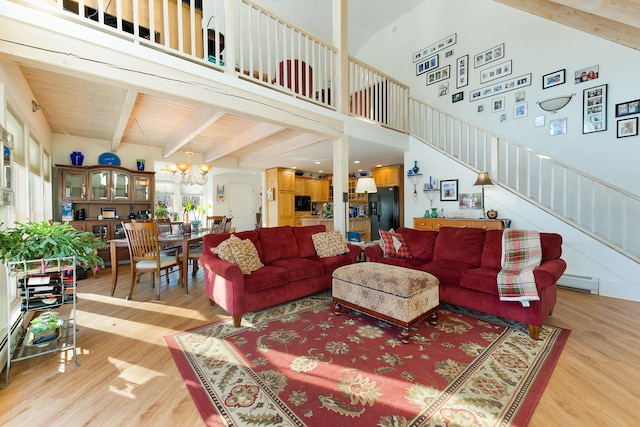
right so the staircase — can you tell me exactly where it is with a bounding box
[408,97,640,264]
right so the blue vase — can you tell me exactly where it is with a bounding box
[70,151,84,166]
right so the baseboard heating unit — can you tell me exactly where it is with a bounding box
[557,274,600,294]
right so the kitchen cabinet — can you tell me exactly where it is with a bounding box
[348,179,368,202]
[266,168,295,226]
[309,179,330,202]
[413,217,505,231]
[294,177,310,196]
[373,165,402,187]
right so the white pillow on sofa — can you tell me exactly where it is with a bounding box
[312,231,349,258]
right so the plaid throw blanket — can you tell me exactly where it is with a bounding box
[497,229,542,307]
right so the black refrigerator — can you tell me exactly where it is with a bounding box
[369,186,400,241]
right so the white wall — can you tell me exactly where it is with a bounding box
[349,0,640,301]
[357,0,640,196]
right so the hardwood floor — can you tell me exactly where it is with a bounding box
[1,266,639,426]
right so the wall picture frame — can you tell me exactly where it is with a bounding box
[474,43,505,68]
[480,60,512,84]
[617,117,638,138]
[456,54,469,88]
[452,91,464,103]
[469,73,532,101]
[416,54,439,76]
[514,102,528,118]
[615,99,640,117]
[583,84,607,134]
[491,97,505,112]
[426,65,451,86]
[413,33,457,63]
[440,179,459,201]
[542,69,566,89]
[550,117,567,136]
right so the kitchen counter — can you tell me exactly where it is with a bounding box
[300,216,371,242]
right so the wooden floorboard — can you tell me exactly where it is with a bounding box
[1,266,639,426]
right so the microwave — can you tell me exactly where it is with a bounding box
[295,195,311,211]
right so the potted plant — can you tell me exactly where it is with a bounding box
[183,201,205,231]
[27,311,62,345]
[0,220,107,272]
[154,200,169,219]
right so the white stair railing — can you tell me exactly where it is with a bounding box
[409,97,640,262]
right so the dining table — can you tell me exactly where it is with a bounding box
[108,230,210,297]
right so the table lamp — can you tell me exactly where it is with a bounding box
[473,171,493,218]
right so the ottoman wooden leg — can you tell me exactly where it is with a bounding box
[334,303,343,315]
[399,328,411,344]
[429,310,438,325]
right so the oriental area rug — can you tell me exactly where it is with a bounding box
[165,293,569,426]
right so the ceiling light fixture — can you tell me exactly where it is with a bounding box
[167,151,211,186]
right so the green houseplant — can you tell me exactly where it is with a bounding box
[154,200,169,218]
[0,220,107,272]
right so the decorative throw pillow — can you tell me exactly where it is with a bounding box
[210,235,239,263]
[228,237,264,275]
[312,231,349,258]
[377,228,395,253]
[379,229,411,258]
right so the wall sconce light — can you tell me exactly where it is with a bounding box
[536,93,575,113]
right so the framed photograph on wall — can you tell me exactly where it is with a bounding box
[491,97,505,112]
[583,84,607,134]
[474,43,505,68]
[452,92,464,103]
[617,117,638,138]
[459,193,482,210]
[416,54,439,76]
[514,102,528,118]
[615,99,640,117]
[440,179,459,201]
[426,65,451,86]
[456,55,469,88]
[542,69,566,89]
[574,65,599,84]
[550,117,567,135]
[480,60,512,84]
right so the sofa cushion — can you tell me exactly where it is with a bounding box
[313,252,358,273]
[312,231,349,258]
[371,257,420,269]
[380,229,411,258]
[540,233,563,261]
[229,237,264,275]
[243,265,290,293]
[396,227,437,261]
[292,225,326,258]
[419,260,476,286]
[480,229,503,269]
[459,267,500,296]
[258,226,299,263]
[433,227,485,266]
[269,257,324,282]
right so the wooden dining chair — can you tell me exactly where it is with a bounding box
[206,215,225,233]
[122,222,183,300]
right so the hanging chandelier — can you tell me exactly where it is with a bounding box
[167,151,212,185]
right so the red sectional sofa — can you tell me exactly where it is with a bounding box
[199,225,360,327]
[364,226,567,339]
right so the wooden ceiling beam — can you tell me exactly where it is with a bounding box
[494,0,640,51]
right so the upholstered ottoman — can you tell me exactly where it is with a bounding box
[332,263,439,342]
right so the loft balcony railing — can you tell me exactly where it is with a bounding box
[23,0,408,131]
[409,97,640,263]
[8,0,635,259]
